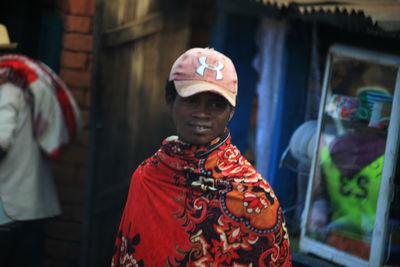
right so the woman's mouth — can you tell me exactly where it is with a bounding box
[189,123,211,134]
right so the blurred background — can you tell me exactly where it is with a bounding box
[1,0,399,266]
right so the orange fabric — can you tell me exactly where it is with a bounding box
[326,232,370,260]
[112,132,291,266]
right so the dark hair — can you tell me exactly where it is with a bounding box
[165,80,177,106]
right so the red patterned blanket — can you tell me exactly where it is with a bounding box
[112,132,291,266]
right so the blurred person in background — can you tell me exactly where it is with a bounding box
[0,24,82,267]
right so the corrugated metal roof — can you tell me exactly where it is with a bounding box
[253,0,400,31]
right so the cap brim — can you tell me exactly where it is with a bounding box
[174,80,236,107]
[0,43,17,50]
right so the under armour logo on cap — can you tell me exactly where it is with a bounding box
[169,47,238,106]
[196,56,224,80]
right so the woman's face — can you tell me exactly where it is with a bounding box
[172,92,234,145]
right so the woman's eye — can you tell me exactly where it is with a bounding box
[182,96,197,104]
[210,101,227,110]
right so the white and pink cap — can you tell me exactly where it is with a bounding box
[169,47,238,107]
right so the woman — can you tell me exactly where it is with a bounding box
[112,48,291,266]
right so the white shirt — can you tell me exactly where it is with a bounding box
[0,82,61,224]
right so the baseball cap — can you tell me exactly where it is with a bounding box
[169,47,238,107]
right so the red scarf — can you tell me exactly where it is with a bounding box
[112,132,291,266]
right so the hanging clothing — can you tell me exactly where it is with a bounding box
[209,12,259,153]
[112,131,291,267]
[253,18,287,178]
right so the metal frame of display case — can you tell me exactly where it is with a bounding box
[299,44,400,267]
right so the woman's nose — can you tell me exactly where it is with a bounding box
[192,102,210,118]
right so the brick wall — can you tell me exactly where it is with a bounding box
[44,0,95,266]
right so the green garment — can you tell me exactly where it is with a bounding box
[320,146,383,241]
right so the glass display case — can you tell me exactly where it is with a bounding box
[300,44,400,266]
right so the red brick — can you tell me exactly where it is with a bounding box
[65,15,91,33]
[70,88,86,107]
[87,54,93,71]
[63,33,93,52]
[60,69,92,88]
[68,0,95,16]
[80,109,90,128]
[85,91,91,107]
[61,51,88,69]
